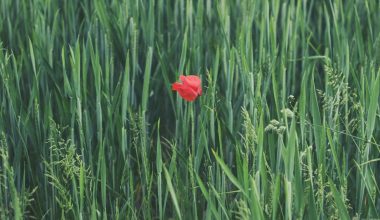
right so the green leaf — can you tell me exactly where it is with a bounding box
[163,166,182,220]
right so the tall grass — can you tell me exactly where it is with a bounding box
[0,0,380,219]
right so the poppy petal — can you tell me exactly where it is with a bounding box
[181,75,201,90]
[175,84,198,101]
[172,82,182,91]
[172,75,202,102]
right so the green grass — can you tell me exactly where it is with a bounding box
[0,0,380,219]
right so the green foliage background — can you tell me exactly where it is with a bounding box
[0,0,380,219]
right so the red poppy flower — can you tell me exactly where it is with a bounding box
[172,75,202,101]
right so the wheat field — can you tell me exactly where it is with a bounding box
[0,0,380,219]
